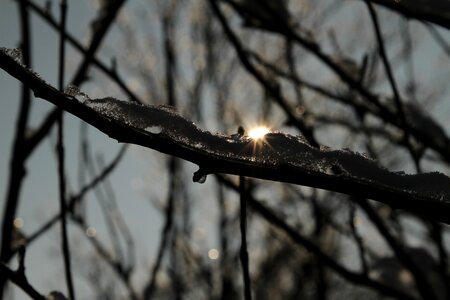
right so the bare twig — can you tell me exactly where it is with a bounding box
[97,154,135,271]
[239,176,252,300]
[363,2,424,171]
[83,145,125,265]
[70,215,139,299]
[56,1,75,299]
[365,1,404,114]
[348,203,369,274]
[144,9,179,297]
[26,145,127,246]
[430,222,450,299]
[356,198,437,300]
[0,1,32,296]
[143,159,177,299]
[0,247,45,300]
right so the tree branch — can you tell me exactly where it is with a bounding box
[0,1,33,296]
[239,176,252,300]
[2,50,450,225]
[56,1,75,298]
[364,0,450,31]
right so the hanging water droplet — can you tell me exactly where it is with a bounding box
[193,169,208,183]
[197,174,207,183]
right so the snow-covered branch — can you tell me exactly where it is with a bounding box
[1,48,450,224]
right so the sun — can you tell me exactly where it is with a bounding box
[248,126,270,141]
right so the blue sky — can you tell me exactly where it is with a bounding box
[3,1,450,299]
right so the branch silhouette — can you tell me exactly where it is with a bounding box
[366,0,450,31]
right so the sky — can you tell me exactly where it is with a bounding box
[2,1,450,299]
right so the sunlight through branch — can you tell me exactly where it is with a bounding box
[248,126,270,141]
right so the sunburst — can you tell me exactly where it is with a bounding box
[248,126,270,141]
[247,126,271,157]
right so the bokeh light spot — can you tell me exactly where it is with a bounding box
[13,217,24,229]
[86,227,97,238]
[208,248,220,260]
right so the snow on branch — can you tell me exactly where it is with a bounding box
[1,48,450,223]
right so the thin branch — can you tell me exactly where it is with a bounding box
[0,1,33,296]
[348,203,369,274]
[142,159,177,299]
[0,247,45,300]
[70,216,139,299]
[56,1,75,298]
[356,198,437,300]
[70,0,126,86]
[364,1,407,130]
[216,182,235,299]
[97,154,135,271]
[249,50,376,115]
[328,2,422,171]
[400,20,416,101]
[239,176,252,300]
[26,145,127,246]
[83,145,125,265]
[144,9,179,297]
[73,145,128,205]
[430,222,450,299]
